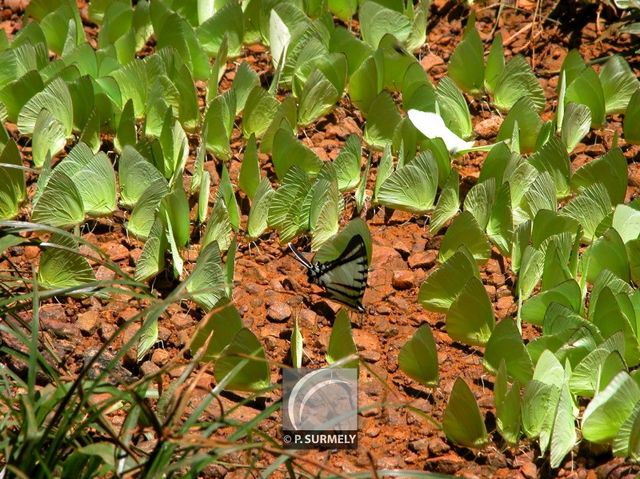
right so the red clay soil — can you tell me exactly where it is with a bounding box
[2,0,640,478]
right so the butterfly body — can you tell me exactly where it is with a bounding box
[288,235,369,313]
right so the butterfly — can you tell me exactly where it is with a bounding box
[288,234,369,313]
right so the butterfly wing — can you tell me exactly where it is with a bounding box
[311,235,369,312]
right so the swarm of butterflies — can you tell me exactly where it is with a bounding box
[288,218,372,313]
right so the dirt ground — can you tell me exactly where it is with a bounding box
[2,0,640,477]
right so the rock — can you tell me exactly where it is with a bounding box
[630,163,640,187]
[496,296,514,310]
[40,303,66,322]
[151,348,170,366]
[484,284,497,299]
[392,270,415,290]
[129,248,143,263]
[420,53,445,72]
[158,326,171,342]
[95,265,115,281]
[496,286,511,298]
[408,250,438,269]
[585,143,606,156]
[521,461,537,479]
[24,245,39,259]
[388,296,409,311]
[42,319,78,339]
[376,305,392,315]
[105,242,129,262]
[428,437,450,456]
[269,279,284,291]
[99,323,116,342]
[408,438,431,454]
[485,258,501,275]
[77,310,99,335]
[360,349,381,363]
[366,427,381,438]
[299,308,317,328]
[393,241,411,258]
[172,313,192,329]
[372,245,404,265]
[474,116,503,139]
[266,302,292,322]
[140,360,161,376]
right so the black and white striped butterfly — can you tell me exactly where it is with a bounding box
[288,235,369,313]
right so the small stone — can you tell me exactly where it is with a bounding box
[521,461,537,479]
[408,438,431,454]
[140,360,161,376]
[172,313,192,329]
[158,326,171,343]
[366,427,381,438]
[585,143,606,156]
[298,309,317,329]
[255,254,271,264]
[95,265,115,281]
[267,302,292,322]
[40,303,66,322]
[77,310,98,335]
[474,116,503,139]
[496,296,514,310]
[151,348,170,366]
[99,323,116,342]
[360,350,381,363]
[377,305,392,315]
[420,53,445,72]
[428,437,450,456]
[42,319,78,339]
[105,242,129,262]
[496,286,511,298]
[392,270,415,290]
[408,250,438,269]
[484,285,496,299]
[24,245,40,259]
[175,329,193,347]
[129,248,143,263]
[393,241,411,258]
[269,279,284,291]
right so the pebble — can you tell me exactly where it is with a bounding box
[629,163,640,187]
[496,286,511,298]
[393,241,411,258]
[377,305,392,315]
[474,116,503,139]
[366,427,381,438]
[408,438,431,454]
[99,324,116,342]
[392,270,415,290]
[496,296,514,310]
[408,250,438,269]
[428,437,450,456]
[158,326,171,343]
[299,308,317,327]
[40,303,66,322]
[420,52,445,72]
[140,360,161,376]
[521,462,537,479]
[267,302,292,322]
[105,242,129,262]
[24,245,40,259]
[77,310,98,335]
[172,313,192,329]
[484,284,497,299]
[42,319,77,339]
[151,348,170,366]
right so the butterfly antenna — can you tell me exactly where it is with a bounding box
[287,243,313,269]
